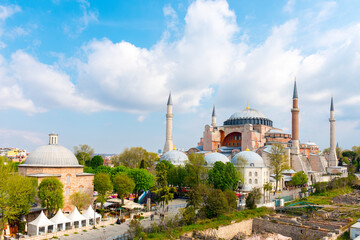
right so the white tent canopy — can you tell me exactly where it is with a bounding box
[67,207,87,228]
[108,198,144,210]
[50,209,72,231]
[28,211,55,236]
[82,205,102,225]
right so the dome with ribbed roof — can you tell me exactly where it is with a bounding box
[24,145,80,166]
[231,151,265,168]
[160,150,188,166]
[23,133,80,167]
[224,107,273,127]
[205,152,230,166]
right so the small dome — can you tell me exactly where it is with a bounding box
[231,151,265,168]
[205,152,230,166]
[160,150,188,166]
[24,145,80,166]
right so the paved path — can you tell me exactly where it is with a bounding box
[60,199,188,240]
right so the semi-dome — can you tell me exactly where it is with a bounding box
[231,150,265,168]
[224,107,273,127]
[24,145,80,166]
[205,152,230,166]
[160,150,189,166]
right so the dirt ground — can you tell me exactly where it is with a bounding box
[332,189,360,205]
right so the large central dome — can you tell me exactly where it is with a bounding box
[224,107,273,127]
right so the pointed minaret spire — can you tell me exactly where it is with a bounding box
[211,105,217,127]
[328,95,337,167]
[163,92,174,153]
[167,91,172,105]
[293,77,298,99]
[212,104,216,117]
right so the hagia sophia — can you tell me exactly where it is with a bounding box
[160,80,347,192]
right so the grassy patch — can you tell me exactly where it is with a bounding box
[64,234,69,236]
[83,230,87,232]
[286,186,353,206]
[74,232,78,234]
[337,231,350,240]
[147,207,272,239]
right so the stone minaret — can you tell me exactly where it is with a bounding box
[211,105,217,127]
[328,96,338,167]
[163,92,174,153]
[49,133,58,145]
[291,79,300,155]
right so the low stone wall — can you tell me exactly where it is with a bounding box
[253,218,335,240]
[181,219,253,240]
[212,219,253,239]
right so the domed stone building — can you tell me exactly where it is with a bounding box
[19,133,94,212]
[160,149,189,166]
[231,149,270,194]
[198,104,285,152]
[204,152,230,167]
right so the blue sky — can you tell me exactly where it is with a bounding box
[1,0,360,154]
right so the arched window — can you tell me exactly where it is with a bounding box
[249,179,252,184]
[255,179,258,184]
[66,174,70,184]
[66,187,70,196]
[249,172,252,177]
[255,172,258,177]
[79,186,84,192]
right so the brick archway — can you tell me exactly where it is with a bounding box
[222,132,242,147]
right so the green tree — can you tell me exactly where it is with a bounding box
[112,147,159,168]
[90,155,104,169]
[168,165,187,192]
[127,168,155,193]
[153,162,176,210]
[184,153,207,187]
[74,144,94,165]
[268,144,289,193]
[113,173,135,204]
[246,187,262,209]
[223,190,237,210]
[38,177,64,217]
[290,171,308,186]
[186,183,209,213]
[93,173,113,208]
[70,191,93,211]
[0,173,36,238]
[208,162,239,191]
[203,189,229,218]
[110,165,129,179]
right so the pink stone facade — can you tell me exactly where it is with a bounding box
[19,166,94,212]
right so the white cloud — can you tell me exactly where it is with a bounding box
[0,5,21,21]
[64,0,98,37]
[9,50,112,113]
[0,129,45,147]
[283,0,295,13]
